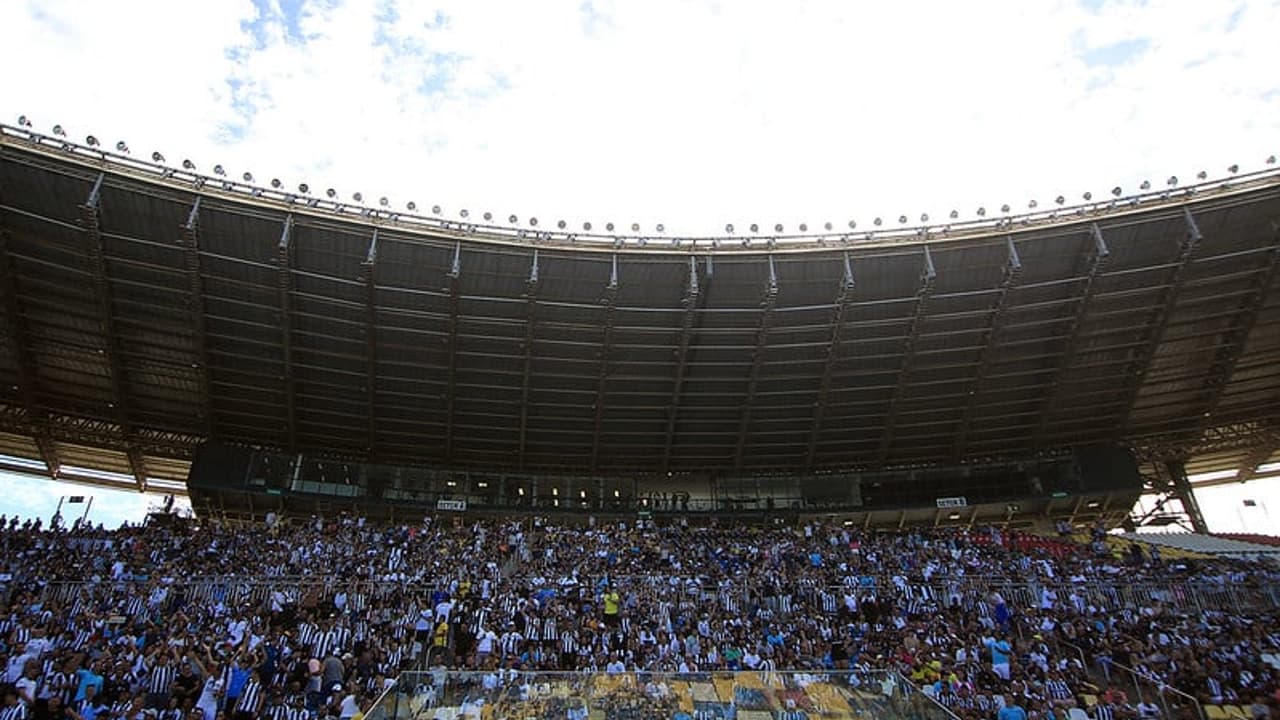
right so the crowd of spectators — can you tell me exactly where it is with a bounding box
[0,510,1278,720]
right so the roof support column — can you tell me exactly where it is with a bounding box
[733,254,779,471]
[0,201,59,479]
[877,246,936,464]
[443,242,461,462]
[590,254,620,472]
[517,250,540,470]
[662,256,705,473]
[275,214,296,452]
[80,173,147,489]
[954,237,1022,460]
[1187,222,1280,439]
[806,253,855,470]
[1032,223,1111,450]
[1167,459,1209,534]
[180,196,213,438]
[361,230,379,458]
[1117,208,1202,432]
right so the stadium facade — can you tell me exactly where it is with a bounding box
[1,124,1278,529]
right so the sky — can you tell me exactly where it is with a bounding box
[1,0,1277,235]
[1,0,1278,529]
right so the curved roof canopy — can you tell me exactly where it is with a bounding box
[1,125,1278,493]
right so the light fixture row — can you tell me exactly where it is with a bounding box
[12,116,1279,240]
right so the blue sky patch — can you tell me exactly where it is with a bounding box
[1080,37,1150,68]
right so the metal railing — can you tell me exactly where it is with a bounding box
[1057,639,1206,720]
[18,573,1278,619]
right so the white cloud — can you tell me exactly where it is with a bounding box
[2,0,1276,234]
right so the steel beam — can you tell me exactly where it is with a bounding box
[877,246,936,464]
[80,174,147,490]
[1186,224,1280,439]
[806,253,855,470]
[517,250,540,470]
[275,214,296,451]
[1032,223,1111,450]
[733,255,779,471]
[180,196,213,438]
[1235,433,1280,485]
[443,242,462,461]
[590,254,620,472]
[1116,208,1202,432]
[1167,459,1209,533]
[662,256,706,473]
[954,237,1022,460]
[0,208,59,478]
[361,230,379,458]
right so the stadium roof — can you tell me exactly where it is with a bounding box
[1,125,1278,495]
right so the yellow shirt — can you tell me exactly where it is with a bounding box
[603,592,620,615]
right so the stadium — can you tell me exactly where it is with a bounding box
[2,122,1280,720]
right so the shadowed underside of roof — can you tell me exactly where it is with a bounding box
[0,130,1278,494]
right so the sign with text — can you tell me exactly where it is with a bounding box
[935,496,968,509]
[436,499,467,512]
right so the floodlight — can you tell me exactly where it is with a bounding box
[529,217,538,227]
[1228,164,1239,174]
[17,115,31,127]
[213,165,226,176]
[1196,170,1207,180]
[656,223,665,232]
[406,201,417,211]
[1082,192,1092,201]
[898,215,907,224]
[976,207,986,217]
[1139,180,1150,190]
[583,222,592,231]
[1166,176,1178,187]
[86,135,99,147]
[848,220,856,229]
[269,178,281,189]
[1267,155,1276,165]
[460,209,470,218]
[243,172,254,182]
[749,223,759,233]
[631,223,640,232]
[726,224,734,233]
[873,217,882,226]
[1000,204,1010,213]
[920,214,928,223]
[824,222,833,231]
[1054,196,1064,205]
[771,223,781,232]
[151,152,165,163]
[298,183,309,194]
[431,205,441,215]
[115,141,129,153]
[1027,201,1037,209]
[379,197,389,207]
[605,222,615,232]
[326,188,336,198]
[949,210,959,219]
[557,220,566,229]
[798,223,807,232]
[508,214,518,223]
[52,125,66,137]
[182,159,196,170]
[1111,187,1122,197]
[483,211,494,221]
[353,192,363,202]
